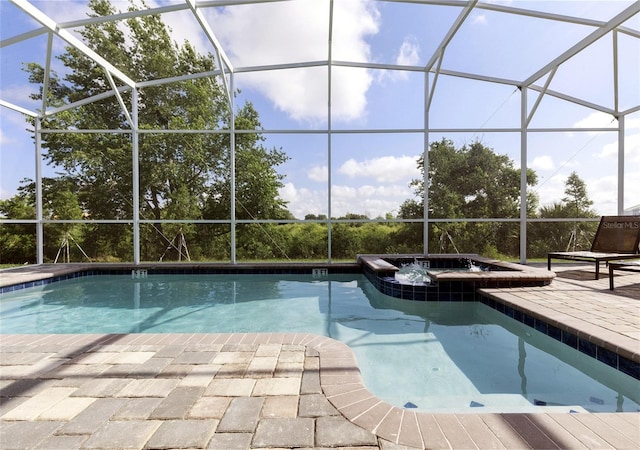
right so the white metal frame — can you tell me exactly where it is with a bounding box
[1,0,638,264]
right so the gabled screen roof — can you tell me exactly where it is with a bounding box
[2,0,638,119]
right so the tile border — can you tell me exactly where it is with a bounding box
[478,293,640,380]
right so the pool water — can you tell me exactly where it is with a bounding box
[1,273,638,413]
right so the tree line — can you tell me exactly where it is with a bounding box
[0,0,598,264]
[0,138,598,263]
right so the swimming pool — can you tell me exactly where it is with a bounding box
[1,273,638,413]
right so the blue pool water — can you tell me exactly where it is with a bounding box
[1,273,638,413]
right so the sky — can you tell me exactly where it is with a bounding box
[1,0,639,220]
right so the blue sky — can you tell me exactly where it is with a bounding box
[1,0,639,219]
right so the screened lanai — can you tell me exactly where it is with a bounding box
[1,0,639,265]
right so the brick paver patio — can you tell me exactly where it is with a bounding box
[1,263,639,449]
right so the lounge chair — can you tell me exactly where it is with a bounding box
[547,215,640,279]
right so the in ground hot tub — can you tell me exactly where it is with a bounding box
[358,254,554,301]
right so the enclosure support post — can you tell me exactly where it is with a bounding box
[519,87,528,264]
[327,0,335,263]
[617,114,624,215]
[35,117,44,265]
[423,72,430,254]
[614,30,625,216]
[230,73,236,264]
[132,88,140,265]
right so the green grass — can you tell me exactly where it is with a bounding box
[1,264,26,269]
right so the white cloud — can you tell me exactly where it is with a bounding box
[623,169,640,209]
[21,0,381,123]
[588,175,619,215]
[332,0,380,61]
[280,181,413,219]
[205,0,380,123]
[308,165,328,183]
[1,84,40,111]
[597,140,617,159]
[332,183,414,217]
[36,0,87,20]
[33,0,93,52]
[596,116,640,161]
[396,37,420,66]
[32,0,205,83]
[377,36,420,83]
[534,166,640,216]
[283,155,419,218]
[534,175,566,208]
[157,7,211,51]
[625,121,640,163]
[590,115,640,212]
[572,111,617,131]
[1,108,34,138]
[338,155,420,182]
[0,129,8,145]
[471,14,488,25]
[279,182,326,218]
[530,155,554,171]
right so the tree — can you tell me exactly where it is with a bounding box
[0,177,90,262]
[528,172,597,256]
[562,171,594,217]
[527,202,575,257]
[22,0,290,261]
[286,223,328,259]
[304,214,328,221]
[561,171,598,250]
[0,187,37,264]
[399,138,538,256]
[203,103,292,222]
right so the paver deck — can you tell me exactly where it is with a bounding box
[1,263,639,449]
